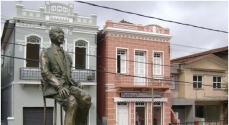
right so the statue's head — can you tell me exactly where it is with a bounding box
[49,27,65,45]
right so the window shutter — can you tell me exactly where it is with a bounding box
[153,53,162,75]
[120,54,126,73]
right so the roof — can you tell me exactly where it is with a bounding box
[171,46,228,65]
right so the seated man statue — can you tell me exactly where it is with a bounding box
[40,27,91,125]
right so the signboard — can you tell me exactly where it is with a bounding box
[120,92,162,98]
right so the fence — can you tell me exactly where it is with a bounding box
[171,120,226,125]
[20,67,96,82]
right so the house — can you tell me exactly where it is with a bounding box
[1,2,98,125]
[97,20,172,125]
[170,46,228,124]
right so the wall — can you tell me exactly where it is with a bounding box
[2,29,15,87]
[14,26,97,82]
[97,37,106,122]
[183,69,227,100]
[103,21,171,125]
[171,74,179,98]
[105,35,171,79]
[9,84,57,125]
[178,72,185,98]
[1,29,15,121]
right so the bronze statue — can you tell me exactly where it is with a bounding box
[40,27,91,125]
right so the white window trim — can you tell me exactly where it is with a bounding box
[73,38,89,69]
[193,75,203,89]
[116,47,129,74]
[213,76,222,89]
[24,34,43,67]
[134,49,148,85]
[152,51,164,79]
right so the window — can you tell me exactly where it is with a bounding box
[193,75,202,88]
[75,40,87,69]
[117,49,126,73]
[195,105,204,117]
[213,76,221,88]
[26,36,40,67]
[195,105,220,121]
[134,51,146,84]
[135,102,145,106]
[153,52,162,75]
[135,102,145,125]
[118,102,127,105]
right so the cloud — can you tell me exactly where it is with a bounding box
[1,1,228,59]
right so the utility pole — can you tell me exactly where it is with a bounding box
[152,62,154,125]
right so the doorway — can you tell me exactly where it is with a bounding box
[117,102,128,125]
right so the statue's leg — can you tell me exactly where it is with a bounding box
[69,86,91,125]
[53,94,77,125]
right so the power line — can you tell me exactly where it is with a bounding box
[2,41,228,69]
[2,17,227,53]
[171,44,209,50]
[75,1,228,34]
[2,41,175,68]
[1,54,227,88]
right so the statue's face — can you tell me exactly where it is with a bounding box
[52,29,65,44]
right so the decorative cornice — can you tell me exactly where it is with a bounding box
[15,22,98,35]
[72,28,97,34]
[14,17,99,29]
[16,22,47,29]
[105,27,172,39]
[106,33,170,42]
[113,24,138,30]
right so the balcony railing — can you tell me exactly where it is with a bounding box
[115,74,171,87]
[20,67,95,82]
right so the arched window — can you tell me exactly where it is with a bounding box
[26,36,40,67]
[75,40,87,69]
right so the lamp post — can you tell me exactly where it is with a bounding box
[152,62,154,125]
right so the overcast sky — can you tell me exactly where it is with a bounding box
[1,1,228,59]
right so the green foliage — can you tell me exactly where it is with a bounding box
[223,83,228,94]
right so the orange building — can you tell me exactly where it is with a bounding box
[97,20,172,125]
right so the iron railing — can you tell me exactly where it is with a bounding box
[115,74,171,87]
[171,120,226,125]
[20,67,95,82]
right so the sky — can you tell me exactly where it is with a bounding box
[1,1,228,59]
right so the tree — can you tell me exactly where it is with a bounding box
[223,79,228,95]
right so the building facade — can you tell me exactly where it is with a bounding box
[97,20,172,125]
[170,46,228,124]
[1,2,98,125]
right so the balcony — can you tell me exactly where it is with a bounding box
[115,74,171,90]
[20,67,95,82]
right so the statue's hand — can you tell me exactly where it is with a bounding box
[58,87,69,98]
[74,80,83,89]
[78,83,84,89]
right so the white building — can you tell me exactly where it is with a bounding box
[1,1,99,125]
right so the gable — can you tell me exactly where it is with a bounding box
[185,58,227,71]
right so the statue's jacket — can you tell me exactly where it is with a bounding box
[40,44,76,97]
